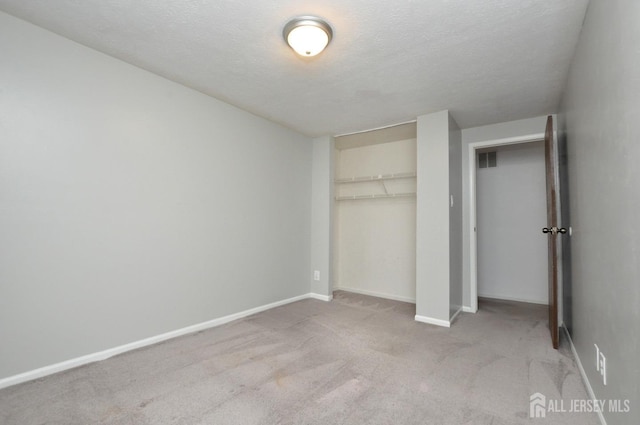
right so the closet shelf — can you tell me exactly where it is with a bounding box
[335,192,416,201]
[334,171,416,184]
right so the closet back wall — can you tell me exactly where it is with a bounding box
[334,139,417,303]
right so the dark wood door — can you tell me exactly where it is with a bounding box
[543,115,560,349]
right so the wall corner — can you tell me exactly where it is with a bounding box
[310,135,335,298]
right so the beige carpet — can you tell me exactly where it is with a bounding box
[0,291,599,424]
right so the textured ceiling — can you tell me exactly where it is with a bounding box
[0,0,589,137]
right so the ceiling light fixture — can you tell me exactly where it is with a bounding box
[283,16,333,57]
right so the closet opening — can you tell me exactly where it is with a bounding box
[332,123,417,305]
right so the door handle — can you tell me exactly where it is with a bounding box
[542,227,567,235]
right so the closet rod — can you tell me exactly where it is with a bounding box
[334,172,416,184]
[335,192,415,201]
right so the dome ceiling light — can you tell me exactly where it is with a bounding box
[283,16,333,57]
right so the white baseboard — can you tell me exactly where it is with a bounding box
[562,324,607,425]
[462,306,476,313]
[478,293,548,305]
[0,292,318,390]
[415,314,450,328]
[450,307,463,324]
[309,293,332,302]
[334,286,416,304]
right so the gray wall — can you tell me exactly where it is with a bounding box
[448,115,463,317]
[476,142,548,304]
[416,111,451,323]
[0,12,312,379]
[559,1,640,423]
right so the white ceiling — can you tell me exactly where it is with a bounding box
[0,0,589,137]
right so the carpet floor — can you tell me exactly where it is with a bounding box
[0,291,599,424]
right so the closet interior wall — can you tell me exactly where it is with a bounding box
[333,137,417,303]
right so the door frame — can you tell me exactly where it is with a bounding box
[468,133,547,313]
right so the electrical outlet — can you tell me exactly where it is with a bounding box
[313,270,320,281]
[594,344,607,385]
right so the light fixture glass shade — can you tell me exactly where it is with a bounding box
[284,17,333,57]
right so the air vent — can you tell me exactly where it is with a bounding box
[478,151,497,169]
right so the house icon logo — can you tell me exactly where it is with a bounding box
[530,392,547,418]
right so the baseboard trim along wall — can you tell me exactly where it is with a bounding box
[450,307,463,324]
[334,286,416,304]
[462,306,476,313]
[478,293,548,305]
[415,314,450,328]
[563,325,607,425]
[309,293,333,302]
[0,292,331,390]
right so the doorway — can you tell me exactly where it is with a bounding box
[468,133,553,313]
[475,142,548,304]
